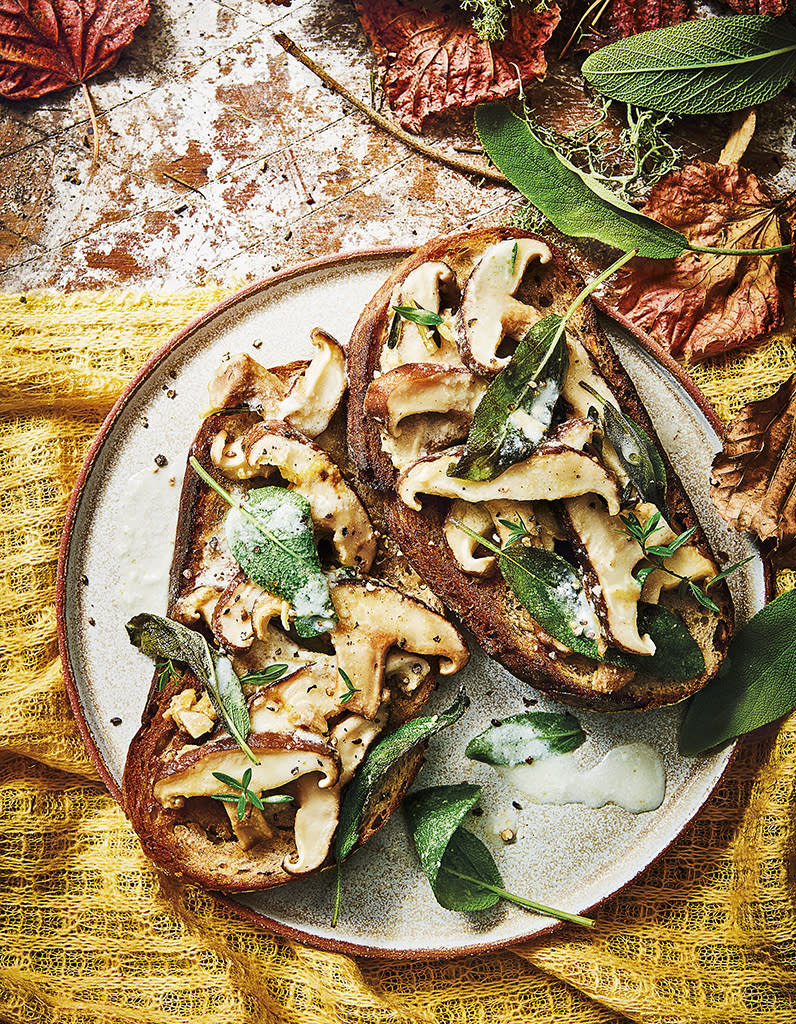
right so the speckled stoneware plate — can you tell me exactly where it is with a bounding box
[57,249,766,960]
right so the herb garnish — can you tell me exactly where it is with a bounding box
[405,783,594,927]
[239,664,290,687]
[210,768,293,820]
[392,302,444,350]
[618,511,752,615]
[126,613,258,763]
[582,15,796,117]
[466,712,585,766]
[157,658,178,692]
[475,104,793,259]
[449,249,636,481]
[680,589,796,755]
[189,457,336,638]
[338,667,359,705]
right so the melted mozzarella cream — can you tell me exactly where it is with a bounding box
[500,742,666,814]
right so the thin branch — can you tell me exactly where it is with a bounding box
[82,82,100,169]
[273,32,509,186]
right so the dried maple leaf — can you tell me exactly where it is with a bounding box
[710,374,796,568]
[0,0,150,100]
[354,0,560,134]
[611,161,796,363]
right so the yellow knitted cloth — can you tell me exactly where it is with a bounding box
[1,288,795,1024]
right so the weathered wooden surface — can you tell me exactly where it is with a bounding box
[1,0,795,292]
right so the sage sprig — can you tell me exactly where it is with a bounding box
[405,783,594,927]
[475,104,793,259]
[582,15,796,117]
[126,612,258,763]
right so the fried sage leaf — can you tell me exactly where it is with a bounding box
[465,712,585,766]
[475,103,688,259]
[405,783,594,926]
[126,613,256,762]
[582,15,796,116]
[680,589,796,755]
[190,458,335,637]
[334,686,470,865]
[597,398,667,509]
[449,315,568,481]
[710,374,796,568]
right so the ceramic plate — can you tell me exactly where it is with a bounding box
[57,250,766,959]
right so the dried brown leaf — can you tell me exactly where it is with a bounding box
[354,0,560,134]
[710,374,796,568]
[559,0,690,55]
[0,0,150,100]
[611,161,796,363]
[724,0,786,14]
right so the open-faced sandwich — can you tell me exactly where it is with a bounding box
[347,227,735,712]
[122,331,469,891]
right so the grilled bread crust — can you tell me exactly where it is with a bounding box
[122,373,452,892]
[347,228,733,711]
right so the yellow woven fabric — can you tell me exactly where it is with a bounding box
[1,289,795,1024]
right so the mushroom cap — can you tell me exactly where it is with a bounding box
[364,363,487,437]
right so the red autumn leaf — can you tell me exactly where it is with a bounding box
[560,0,690,55]
[354,0,560,134]
[0,0,150,100]
[724,0,786,14]
[611,161,796,363]
[710,373,796,568]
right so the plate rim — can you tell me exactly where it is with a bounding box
[55,245,770,961]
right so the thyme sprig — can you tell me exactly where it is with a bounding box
[157,659,178,691]
[210,768,293,820]
[618,511,751,613]
[338,667,359,705]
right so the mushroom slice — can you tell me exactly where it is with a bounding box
[242,420,377,571]
[398,444,622,516]
[384,651,432,695]
[443,500,496,576]
[455,238,552,376]
[153,732,339,810]
[172,585,222,628]
[561,494,653,656]
[210,430,269,481]
[221,801,274,851]
[283,712,386,875]
[364,364,487,437]
[253,663,345,735]
[329,580,470,719]
[277,328,347,438]
[211,574,290,652]
[484,500,552,550]
[380,261,460,372]
[207,353,286,414]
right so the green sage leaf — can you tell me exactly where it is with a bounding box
[239,664,290,687]
[465,712,585,766]
[333,686,470,865]
[475,104,687,259]
[449,315,568,481]
[679,589,796,755]
[582,15,796,116]
[126,613,257,762]
[403,783,489,909]
[225,486,336,638]
[392,304,444,326]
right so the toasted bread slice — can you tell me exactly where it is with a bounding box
[347,228,733,712]
[122,357,469,891]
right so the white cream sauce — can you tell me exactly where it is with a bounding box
[110,466,181,618]
[500,742,666,814]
